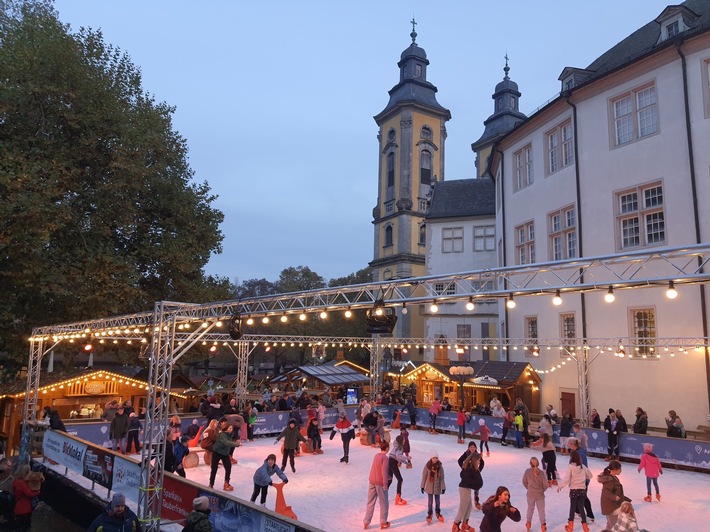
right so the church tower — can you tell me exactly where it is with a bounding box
[370,22,451,338]
[471,57,526,177]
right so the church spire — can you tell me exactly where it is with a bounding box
[410,17,417,44]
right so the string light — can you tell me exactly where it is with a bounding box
[506,294,516,309]
[552,290,562,306]
[466,297,475,311]
[604,286,615,303]
[666,281,678,299]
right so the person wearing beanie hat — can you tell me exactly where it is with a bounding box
[421,452,446,523]
[472,419,492,457]
[638,442,662,502]
[186,418,200,440]
[183,496,213,531]
[125,411,142,454]
[275,418,307,474]
[88,491,143,532]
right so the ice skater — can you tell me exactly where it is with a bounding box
[638,442,662,502]
[363,441,390,530]
[522,456,548,531]
[250,453,288,507]
[329,411,355,463]
[421,451,446,523]
[557,451,593,532]
[453,451,482,532]
[479,486,521,531]
[387,435,410,505]
[472,419,491,456]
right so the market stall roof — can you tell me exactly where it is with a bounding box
[270,364,370,386]
[402,360,540,389]
[332,359,370,375]
[0,368,184,399]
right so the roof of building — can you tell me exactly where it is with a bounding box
[426,178,496,220]
[270,364,369,386]
[576,0,710,83]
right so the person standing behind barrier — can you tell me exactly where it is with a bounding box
[632,407,648,434]
[275,419,306,474]
[363,441,390,530]
[515,399,531,446]
[522,456,547,532]
[110,405,129,453]
[590,408,601,429]
[665,410,686,438]
[210,418,241,491]
[125,413,142,454]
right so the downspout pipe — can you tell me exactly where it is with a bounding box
[493,146,508,360]
[676,42,710,415]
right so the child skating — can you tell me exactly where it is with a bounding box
[250,453,288,507]
[522,456,548,531]
[421,452,446,523]
[456,407,467,444]
[638,442,662,502]
[472,419,491,457]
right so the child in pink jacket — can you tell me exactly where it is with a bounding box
[638,442,662,502]
[472,419,492,456]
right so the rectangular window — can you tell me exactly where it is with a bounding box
[525,316,538,357]
[561,313,576,349]
[513,144,534,191]
[515,221,535,265]
[442,227,464,253]
[666,20,679,38]
[548,206,577,261]
[631,308,657,357]
[546,120,574,175]
[702,58,710,119]
[616,183,665,250]
[434,282,456,296]
[418,199,428,212]
[611,83,658,146]
[473,225,495,251]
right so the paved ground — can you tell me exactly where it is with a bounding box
[0,501,84,532]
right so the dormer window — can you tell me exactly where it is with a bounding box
[655,5,697,44]
[666,20,679,38]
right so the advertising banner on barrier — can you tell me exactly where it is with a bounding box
[161,474,199,524]
[42,429,87,470]
[83,446,114,490]
[112,456,141,502]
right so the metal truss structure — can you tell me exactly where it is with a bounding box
[22,244,710,530]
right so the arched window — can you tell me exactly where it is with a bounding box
[387,152,395,188]
[419,224,426,245]
[420,150,432,185]
[384,225,393,247]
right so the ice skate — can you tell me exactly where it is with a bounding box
[486,451,490,457]
[565,520,574,532]
[525,522,531,530]
[541,524,547,532]
[340,456,346,462]
[395,494,407,505]
[656,493,661,501]
[461,520,472,531]
[223,482,234,491]
[581,523,589,532]
[452,523,460,532]
[380,522,390,529]
[644,495,652,502]
[317,449,324,454]
[437,512,445,522]
[426,513,433,524]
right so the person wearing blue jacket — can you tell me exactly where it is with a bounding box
[250,454,288,506]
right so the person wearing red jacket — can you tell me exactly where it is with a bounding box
[638,442,663,502]
[363,441,391,530]
[456,408,467,444]
[12,465,40,531]
[330,412,355,463]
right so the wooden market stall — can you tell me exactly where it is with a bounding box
[0,368,185,455]
[401,360,542,412]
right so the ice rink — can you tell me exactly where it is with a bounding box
[154,427,708,531]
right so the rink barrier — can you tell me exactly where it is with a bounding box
[60,406,710,472]
[41,429,322,532]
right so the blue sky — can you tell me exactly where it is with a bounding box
[52,0,672,284]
